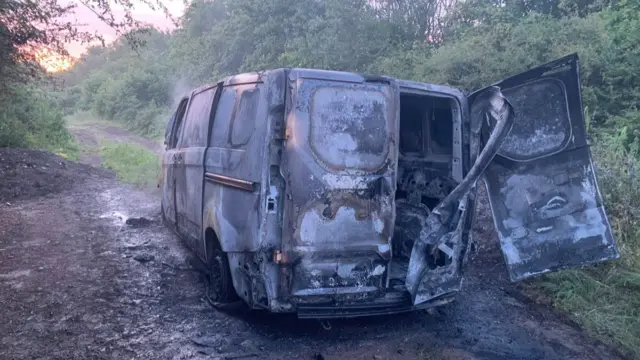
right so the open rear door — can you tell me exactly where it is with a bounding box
[473,54,620,281]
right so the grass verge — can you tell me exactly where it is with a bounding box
[99,140,160,189]
[67,110,167,143]
[529,136,640,359]
[0,85,80,161]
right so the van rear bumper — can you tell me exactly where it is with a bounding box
[293,290,456,319]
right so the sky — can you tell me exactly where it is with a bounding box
[64,0,186,57]
[39,0,185,71]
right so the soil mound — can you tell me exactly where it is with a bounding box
[0,148,112,202]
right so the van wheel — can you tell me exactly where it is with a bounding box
[205,240,238,304]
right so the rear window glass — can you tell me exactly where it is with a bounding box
[310,87,389,170]
[210,87,235,147]
[230,86,260,147]
[500,78,571,160]
[177,88,215,148]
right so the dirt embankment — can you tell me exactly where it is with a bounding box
[0,148,111,203]
[0,147,629,360]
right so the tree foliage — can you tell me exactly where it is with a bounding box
[58,0,640,147]
[0,0,178,149]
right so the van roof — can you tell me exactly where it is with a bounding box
[188,68,461,98]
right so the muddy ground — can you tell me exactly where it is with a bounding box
[0,125,630,360]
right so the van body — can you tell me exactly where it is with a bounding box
[160,54,619,318]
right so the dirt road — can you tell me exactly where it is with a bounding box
[68,120,163,166]
[0,125,629,360]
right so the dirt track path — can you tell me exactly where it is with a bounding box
[0,125,629,360]
[68,121,163,166]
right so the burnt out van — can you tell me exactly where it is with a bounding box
[160,54,619,318]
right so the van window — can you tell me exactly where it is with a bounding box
[499,78,571,160]
[168,98,189,149]
[230,86,260,147]
[165,111,177,146]
[210,86,236,147]
[310,86,389,171]
[177,87,216,148]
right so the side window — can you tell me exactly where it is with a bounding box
[169,99,189,149]
[230,86,260,147]
[209,84,261,148]
[164,110,176,146]
[209,86,236,147]
[177,87,216,148]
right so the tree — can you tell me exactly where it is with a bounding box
[0,0,173,91]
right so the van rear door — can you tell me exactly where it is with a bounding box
[473,54,620,281]
[405,54,620,305]
[280,70,399,300]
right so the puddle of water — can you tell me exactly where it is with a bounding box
[99,210,128,225]
[0,270,32,279]
[98,189,131,225]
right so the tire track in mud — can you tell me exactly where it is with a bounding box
[0,131,629,359]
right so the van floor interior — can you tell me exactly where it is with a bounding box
[389,92,459,288]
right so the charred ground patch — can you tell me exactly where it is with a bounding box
[0,149,629,360]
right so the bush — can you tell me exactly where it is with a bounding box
[0,84,79,160]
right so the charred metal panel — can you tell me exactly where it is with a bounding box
[200,70,287,309]
[485,151,618,280]
[161,97,190,227]
[175,149,208,252]
[202,79,269,253]
[174,87,217,253]
[256,69,288,311]
[280,71,399,300]
[481,54,619,281]
[161,150,177,224]
[406,87,515,305]
[289,69,366,83]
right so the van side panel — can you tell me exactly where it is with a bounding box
[202,74,270,254]
[200,70,287,309]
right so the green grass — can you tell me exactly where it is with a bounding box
[99,140,161,188]
[0,87,80,161]
[66,109,167,143]
[67,110,165,144]
[529,136,640,359]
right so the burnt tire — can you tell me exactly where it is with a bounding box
[205,240,238,304]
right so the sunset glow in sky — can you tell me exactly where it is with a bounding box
[40,0,185,72]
